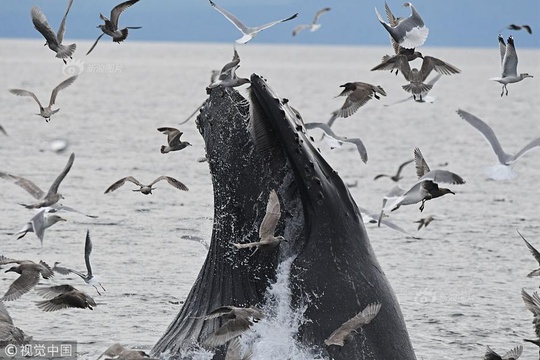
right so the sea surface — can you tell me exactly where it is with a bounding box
[0,39,539,359]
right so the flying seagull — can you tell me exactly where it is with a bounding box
[521,289,540,347]
[375,2,428,49]
[157,127,192,154]
[209,0,298,44]
[414,215,436,230]
[304,122,368,163]
[0,256,54,301]
[31,1,76,63]
[0,152,75,209]
[9,76,78,122]
[203,305,265,347]
[384,73,442,106]
[519,230,540,277]
[35,284,96,312]
[15,207,67,246]
[483,345,522,360]
[105,175,189,195]
[507,24,532,34]
[324,302,381,347]
[86,0,142,55]
[292,7,331,36]
[51,230,106,295]
[334,82,386,118]
[374,159,414,182]
[232,189,286,252]
[207,46,250,92]
[456,109,540,167]
[386,148,465,212]
[490,35,533,96]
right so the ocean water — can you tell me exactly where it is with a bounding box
[0,39,539,359]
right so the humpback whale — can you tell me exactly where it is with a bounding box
[152,74,417,359]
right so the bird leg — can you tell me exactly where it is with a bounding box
[419,200,426,212]
[99,283,106,292]
[93,285,102,296]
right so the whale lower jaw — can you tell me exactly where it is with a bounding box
[153,74,417,359]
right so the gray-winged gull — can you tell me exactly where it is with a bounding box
[490,35,533,96]
[507,24,532,34]
[203,305,265,347]
[304,122,368,163]
[334,82,386,118]
[483,345,522,360]
[521,289,540,347]
[324,302,381,347]
[0,152,75,209]
[207,46,250,92]
[15,207,66,246]
[86,0,142,55]
[9,76,78,122]
[105,175,189,195]
[519,230,540,277]
[375,2,428,49]
[31,1,76,63]
[414,215,436,230]
[157,127,192,153]
[374,159,414,182]
[0,256,54,301]
[209,0,297,44]
[292,7,331,36]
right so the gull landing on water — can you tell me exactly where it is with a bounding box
[104,176,189,195]
[31,1,76,64]
[209,0,298,44]
[490,35,533,96]
[456,109,540,179]
[9,75,77,122]
[86,0,142,55]
[292,7,331,36]
[232,189,286,253]
[375,2,428,50]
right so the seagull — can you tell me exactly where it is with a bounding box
[384,73,442,106]
[374,159,414,182]
[521,289,540,347]
[371,48,424,76]
[357,205,415,237]
[387,148,465,212]
[15,207,67,246]
[490,35,533,96]
[104,176,189,195]
[97,343,157,360]
[414,215,435,230]
[86,0,142,55]
[292,7,331,36]
[9,75,78,122]
[334,82,386,118]
[0,256,54,301]
[31,1,76,64]
[207,46,250,92]
[35,284,96,312]
[0,301,30,345]
[51,230,106,296]
[518,230,540,277]
[375,54,459,100]
[0,153,75,209]
[232,189,286,252]
[483,345,523,360]
[225,337,253,360]
[157,127,192,154]
[377,184,406,227]
[203,305,265,347]
[375,2,428,49]
[304,122,368,163]
[456,109,540,167]
[507,24,532,34]
[209,0,298,44]
[324,302,381,347]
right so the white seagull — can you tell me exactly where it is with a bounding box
[375,2,428,49]
[31,1,76,63]
[86,0,142,55]
[304,122,368,163]
[209,0,298,44]
[324,302,382,347]
[292,7,331,36]
[490,35,533,96]
[456,109,540,166]
[9,76,78,122]
[15,208,67,247]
